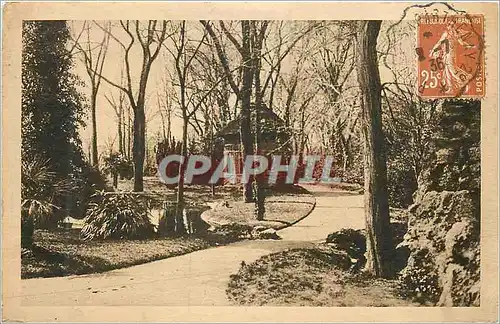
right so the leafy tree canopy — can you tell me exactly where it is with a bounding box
[22,20,87,179]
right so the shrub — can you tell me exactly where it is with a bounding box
[81,192,154,240]
[117,158,134,179]
[326,228,366,259]
[62,160,108,220]
[102,152,133,187]
[325,228,367,272]
[386,160,417,208]
[21,156,76,246]
[398,249,441,304]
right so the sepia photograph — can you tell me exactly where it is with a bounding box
[2,2,498,322]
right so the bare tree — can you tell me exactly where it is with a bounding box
[163,21,206,233]
[72,21,110,168]
[307,22,361,176]
[250,20,269,220]
[188,43,234,135]
[379,20,440,184]
[274,38,317,158]
[201,20,256,202]
[93,20,170,191]
[157,78,173,143]
[355,20,393,278]
[239,21,256,203]
[166,21,231,232]
[104,90,126,156]
[260,21,320,111]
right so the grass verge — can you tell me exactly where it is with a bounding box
[226,246,419,306]
[22,228,233,279]
[202,185,316,231]
[226,210,418,307]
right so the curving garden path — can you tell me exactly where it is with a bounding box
[10,185,364,306]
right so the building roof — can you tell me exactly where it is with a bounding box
[216,104,289,144]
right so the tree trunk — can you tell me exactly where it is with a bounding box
[166,108,171,143]
[21,210,34,249]
[122,111,127,158]
[91,90,99,168]
[159,106,167,142]
[133,106,145,192]
[112,171,118,188]
[127,105,132,160]
[241,21,254,203]
[118,105,123,155]
[355,20,393,278]
[252,21,267,220]
[175,116,188,235]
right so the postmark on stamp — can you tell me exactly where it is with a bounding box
[416,14,485,98]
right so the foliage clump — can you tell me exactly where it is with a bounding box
[102,151,133,187]
[81,192,154,240]
[397,249,441,304]
[21,20,103,231]
[21,157,77,247]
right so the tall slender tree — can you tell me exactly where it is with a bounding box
[240,21,255,203]
[72,21,110,168]
[355,20,393,278]
[93,20,169,191]
[167,21,207,233]
[21,20,86,239]
[22,20,86,178]
[104,90,126,156]
[251,20,269,220]
[201,20,255,202]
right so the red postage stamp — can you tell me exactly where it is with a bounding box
[417,14,485,99]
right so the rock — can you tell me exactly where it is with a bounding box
[394,241,410,272]
[399,100,480,306]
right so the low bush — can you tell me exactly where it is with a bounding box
[326,228,366,259]
[81,192,154,240]
[63,161,108,220]
[325,228,367,272]
[21,156,76,246]
[386,161,417,209]
[226,248,351,305]
[397,249,441,305]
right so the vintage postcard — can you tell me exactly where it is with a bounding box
[2,1,498,323]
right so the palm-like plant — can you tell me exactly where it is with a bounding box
[21,157,74,248]
[81,192,154,240]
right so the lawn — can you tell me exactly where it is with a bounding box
[226,212,421,307]
[226,246,420,306]
[22,179,244,279]
[22,228,230,279]
[113,177,243,208]
[226,247,420,307]
[201,185,316,230]
[22,180,316,279]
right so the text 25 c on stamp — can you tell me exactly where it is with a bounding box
[417,14,485,99]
